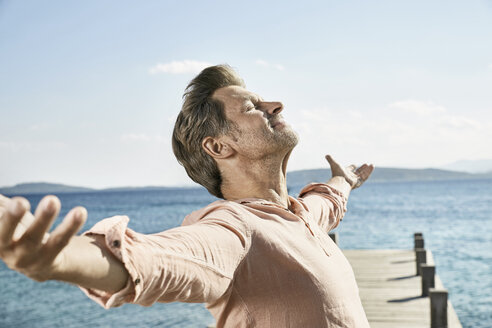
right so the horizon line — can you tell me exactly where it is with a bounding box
[2,165,490,191]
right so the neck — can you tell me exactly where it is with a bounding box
[221,150,293,209]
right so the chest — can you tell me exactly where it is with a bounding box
[235,215,360,310]
[250,213,354,277]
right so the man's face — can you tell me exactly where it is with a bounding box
[212,86,299,159]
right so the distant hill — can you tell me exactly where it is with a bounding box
[440,159,492,173]
[2,167,491,195]
[102,186,196,192]
[0,182,94,195]
[0,183,194,195]
[286,167,492,187]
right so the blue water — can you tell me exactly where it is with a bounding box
[1,180,491,328]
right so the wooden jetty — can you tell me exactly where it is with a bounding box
[338,233,463,328]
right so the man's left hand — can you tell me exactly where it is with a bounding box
[325,155,374,189]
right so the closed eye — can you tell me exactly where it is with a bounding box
[246,104,258,112]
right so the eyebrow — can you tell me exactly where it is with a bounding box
[248,95,262,103]
[239,94,262,108]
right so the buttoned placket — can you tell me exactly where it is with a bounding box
[278,203,333,257]
[280,206,315,236]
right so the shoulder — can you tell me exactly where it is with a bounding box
[181,200,252,252]
[182,200,249,227]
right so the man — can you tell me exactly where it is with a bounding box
[0,65,374,327]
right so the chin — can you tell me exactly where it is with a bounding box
[277,128,299,149]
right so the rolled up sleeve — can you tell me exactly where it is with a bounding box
[79,213,248,309]
[298,183,348,232]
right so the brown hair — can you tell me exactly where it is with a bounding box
[172,64,245,198]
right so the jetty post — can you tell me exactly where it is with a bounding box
[415,248,427,276]
[430,289,448,328]
[421,264,436,296]
[414,232,424,249]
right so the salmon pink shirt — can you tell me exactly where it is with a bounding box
[79,183,370,327]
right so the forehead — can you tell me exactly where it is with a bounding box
[212,86,260,108]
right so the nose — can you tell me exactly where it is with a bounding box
[263,101,283,116]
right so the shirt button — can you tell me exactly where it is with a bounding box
[112,240,121,248]
[135,278,141,285]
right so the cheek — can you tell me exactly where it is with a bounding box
[238,127,270,145]
[243,119,269,134]
[233,117,273,142]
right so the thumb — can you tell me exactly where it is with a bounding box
[325,154,334,164]
[325,154,339,167]
[325,154,340,172]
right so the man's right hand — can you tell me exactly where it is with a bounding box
[0,194,87,282]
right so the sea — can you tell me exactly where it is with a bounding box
[1,179,491,328]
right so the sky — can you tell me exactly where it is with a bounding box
[1,0,491,188]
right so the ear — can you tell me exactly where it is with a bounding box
[202,136,235,159]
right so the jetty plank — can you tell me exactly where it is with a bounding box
[343,249,462,328]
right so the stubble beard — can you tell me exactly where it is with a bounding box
[229,120,299,161]
[270,124,299,151]
[251,123,299,160]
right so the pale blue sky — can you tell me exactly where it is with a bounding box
[1,0,491,188]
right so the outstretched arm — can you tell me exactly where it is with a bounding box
[1,194,247,309]
[298,155,374,232]
[0,194,128,292]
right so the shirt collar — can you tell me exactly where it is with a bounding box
[233,196,305,216]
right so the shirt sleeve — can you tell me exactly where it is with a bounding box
[78,213,249,309]
[298,183,348,232]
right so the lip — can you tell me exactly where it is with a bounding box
[270,120,286,128]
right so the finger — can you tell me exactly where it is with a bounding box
[21,195,60,244]
[0,197,30,246]
[355,164,367,174]
[357,164,375,180]
[44,207,87,262]
[358,164,374,175]
[346,164,357,172]
[0,194,11,208]
[356,166,368,178]
[365,164,375,178]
